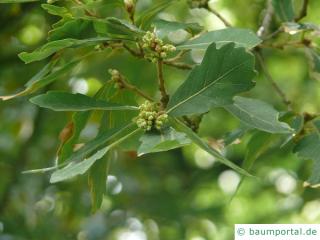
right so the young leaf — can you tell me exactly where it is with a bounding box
[61,123,137,164]
[294,133,320,187]
[306,49,320,80]
[30,91,138,111]
[223,125,253,146]
[177,28,262,50]
[41,4,69,17]
[153,19,202,38]
[18,37,123,63]
[48,19,97,41]
[137,127,191,156]
[230,131,274,199]
[225,96,293,134]
[50,127,141,183]
[169,118,252,177]
[243,131,274,170]
[136,0,177,29]
[0,58,80,101]
[272,0,295,22]
[50,145,111,183]
[58,85,113,163]
[167,43,255,116]
[58,112,90,162]
[88,156,108,212]
[93,17,144,37]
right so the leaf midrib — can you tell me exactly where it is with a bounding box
[167,59,250,114]
[230,102,291,133]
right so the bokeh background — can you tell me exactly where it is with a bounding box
[1,0,320,239]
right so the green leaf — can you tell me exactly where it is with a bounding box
[136,0,177,29]
[223,125,253,146]
[244,131,274,170]
[60,123,137,165]
[18,37,123,63]
[30,91,138,111]
[0,58,80,101]
[153,19,202,38]
[50,127,141,183]
[137,127,191,156]
[167,43,255,116]
[50,145,111,183]
[225,96,293,134]
[100,84,140,151]
[93,17,144,37]
[88,155,108,212]
[0,0,38,2]
[230,131,274,200]
[41,4,69,17]
[58,112,90,162]
[272,0,295,22]
[177,28,261,50]
[169,117,252,177]
[282,22,320,35]
[58,85,112,163]
[294,133,320,187]
[306,49,320,80]
[48,19,97,41]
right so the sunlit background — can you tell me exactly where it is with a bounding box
[1,0,320,239]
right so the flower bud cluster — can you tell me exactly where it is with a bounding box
[188,0,208,8]
[108,69,125,89]
[136,101,168,131]
[141,31,176,62]
[124,0,135,13]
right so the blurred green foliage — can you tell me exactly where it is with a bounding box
[0,0,320,240]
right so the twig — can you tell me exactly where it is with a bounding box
[257,0,274,37]
[72,0,96,17]
[165,49,190,63]
[295,0,309,21]
[122,81,154,102]
[256,51,292,109]
[259,40,306,49]
[156,60,169,108]
[123,44,193,70]
[163,61,193,70]
[113,71,154,102]
[123,43,142,57]
[206,6,232,27]
[262,27,283,41]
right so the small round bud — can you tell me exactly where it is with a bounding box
[160,52,167,58]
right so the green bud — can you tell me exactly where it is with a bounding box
[160,52,167,58]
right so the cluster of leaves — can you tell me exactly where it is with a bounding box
[1,0,319,211]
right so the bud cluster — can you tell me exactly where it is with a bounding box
[188,0,208,8]
[124,0,135,13]
[108,69,125,89]
[141,31,176,62]
[136,101,168,131]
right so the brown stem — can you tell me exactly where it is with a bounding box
[207,6,232,27]
[295,0,309,21]
[257,0,274,37]
[123,43,142,57]
[123,82,154,102]
[157,60,169,108]
[123,43,193,70]
[163,61,193,70]
[72,0,96,17]
[115,73,154,102]
[165,50,190,63]
[256,51,292,109]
